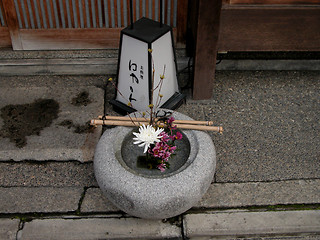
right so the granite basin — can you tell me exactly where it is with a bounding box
[94,110,216,219]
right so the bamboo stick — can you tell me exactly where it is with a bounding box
[175,123,223,133]
[98,115,214,126]
[90,119,223,133]
[91,120,143,127]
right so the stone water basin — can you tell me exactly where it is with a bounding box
[94,110,216,219]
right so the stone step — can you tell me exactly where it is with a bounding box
[81,179,320,214]
[1,57,319,76]
[0,48,188,60]
[0,219,20,240]
[1,48,318,75]
[0,57,118,76]
[1,210,319,240]
[184,210,320,239]
[1,179,319,214]
[0,48,189,76]
[17,216,183,240]
[0,161,97,187]
[0,187,83,214]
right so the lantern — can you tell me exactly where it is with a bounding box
[110,16,185,114]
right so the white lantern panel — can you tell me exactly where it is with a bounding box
[117,34,149,111]
[152,31,179,108]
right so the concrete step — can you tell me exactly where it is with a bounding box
[0,48,189,76]
[0,219,20,240]
[1,210,319,240]
[1,48,319,76]
[14,216,183,240]
[1,180,319,215]
[184,210,320,239]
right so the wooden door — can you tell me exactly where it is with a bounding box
[218,0,320,51]
[2,0,187,50]
[188,0,320,100]
[0,0,11,48]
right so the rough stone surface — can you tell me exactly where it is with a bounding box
[196,179,320,208]
[216,59,320,71]
[240,236,320,240]
[94,111,216,219]
[0,161,97,187]
[0,219,20,240]
[81,187,119,213]
[0,85,103,162]
[200,236,320,239]
[78,179,320,213]
[0,187,83,213]
[189,70,320,182]
[184,210,320,238]
[0,69,319,239]
[20,217,182,240]
[177,103,206,121]
[0,75,106,89]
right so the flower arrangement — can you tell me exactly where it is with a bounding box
[90,48,223,172]
[133,116,183,172]
[107,48,185,172]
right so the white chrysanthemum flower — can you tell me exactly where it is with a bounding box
[133,124,164,153]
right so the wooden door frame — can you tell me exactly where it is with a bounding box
[2,0,188,50]
[190,0,320,99]
[0,0,10,48]
[0,26,11,48]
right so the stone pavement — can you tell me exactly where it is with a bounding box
[0,50,320,239]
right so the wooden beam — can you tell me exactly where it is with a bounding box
[230,0,319,4]
[218,6,320,51]
[192,0,222,100]
[0,27,11,48]
[14,28,178,50]
[2,0,22,50]
[18,28,121,50]
[176,0,188,46]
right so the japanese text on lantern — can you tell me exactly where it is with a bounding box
[128,60,144,104]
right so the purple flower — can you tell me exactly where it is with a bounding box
[175,131,183,140]
[167,117,177,130]
[160,132,170,142]
[169,146,177,152]
[157,163,166,172]
[140,116,184,172]
[167,117,175,125]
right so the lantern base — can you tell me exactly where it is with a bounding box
[160,92,185,110]
[110,92,185,115]
[109,100,136,115]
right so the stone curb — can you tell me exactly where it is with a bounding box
[1,58,319,76]
[81,187,119,213]
[1,179,319,215]
[18,216,182,240]
[0,218,20,240]
[0,161,97,188]
[0,57,189,76]
[197,179,320,208]
[0,187,83,213]
[2,210,319,240]
[183,210,320,238]
[80,179,320,214]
